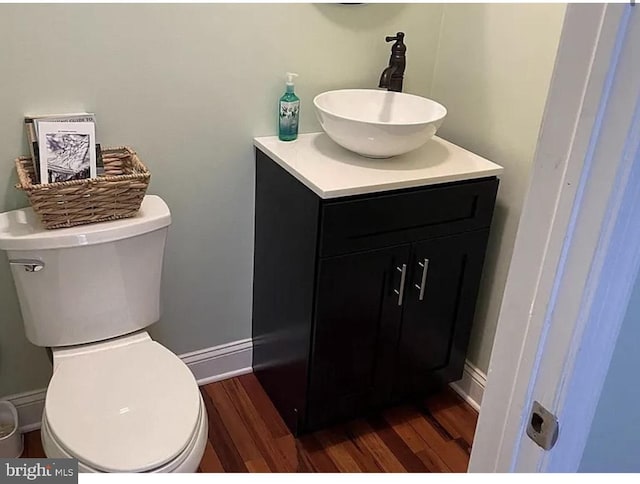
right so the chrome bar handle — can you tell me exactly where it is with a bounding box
[393,263,407,306]
[9,259,45,273]
[414,258,429,301]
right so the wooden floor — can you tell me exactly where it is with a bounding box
[21,373,478,472]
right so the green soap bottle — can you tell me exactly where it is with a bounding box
[279,72,300,141]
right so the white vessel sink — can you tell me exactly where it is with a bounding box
[313,89,447,159]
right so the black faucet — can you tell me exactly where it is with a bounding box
[379,32,406,92]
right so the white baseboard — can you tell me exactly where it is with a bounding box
[1,337,254,433]
[2,388,48,433]
[449,360,487,412]
[180,338,253,386]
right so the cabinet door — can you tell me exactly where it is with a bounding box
[394,230,490,399]
[306,245,410,430]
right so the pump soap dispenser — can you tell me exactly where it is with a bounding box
[279,72,300,141]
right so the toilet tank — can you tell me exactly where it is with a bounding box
[0,195,171,347]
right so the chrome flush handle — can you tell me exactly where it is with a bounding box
[393,263,407,306]
[9,259,45,273]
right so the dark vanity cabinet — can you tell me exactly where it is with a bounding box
[252,148,499,435]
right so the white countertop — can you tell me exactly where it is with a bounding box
[254,133,504,199]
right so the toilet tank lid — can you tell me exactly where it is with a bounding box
[0,195,171,251]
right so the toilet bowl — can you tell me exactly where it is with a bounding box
[0,195,207,472]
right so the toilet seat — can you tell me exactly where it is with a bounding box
[41,396,208,473]
[44,333,202,473]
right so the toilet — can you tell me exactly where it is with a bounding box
[0,195,207,472]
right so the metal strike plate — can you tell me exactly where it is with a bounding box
[526,400,559,450]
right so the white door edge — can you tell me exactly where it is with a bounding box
[470,3,639,472]
[539,6,640,471]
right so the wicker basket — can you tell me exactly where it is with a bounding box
[15,146,151,230]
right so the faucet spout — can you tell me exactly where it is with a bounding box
[378,65,397,89]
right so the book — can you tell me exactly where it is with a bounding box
[23,118,40,181]
[33,113,96,137]
[37,121,96,184]
[24,113,101,183]
[96,144,104,176]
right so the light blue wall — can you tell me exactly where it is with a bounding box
[0,3,444,397]
[579,270,640,472]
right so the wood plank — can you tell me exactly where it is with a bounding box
[199,440,225,473]
[21,431,44,458]
[314,429,363,472]
[421,406,461,440]
[368,416,430,473]
[237,373,290,438]
[420,409,456,442]
[447,406,479,445]
[245,458,271,472]
[275,434,320,473]
[387,422,425,457]
[402,408,470,472]
[384,407,460,472]
[416,449,453,473]
[453,437,472,456]
[291,438,317,473]
[424,389,478,446]
[382,408,427,452]
[221,378,293,472]
[346,420,406,472]
[382,407,452,473]
[201,387,248,472]
[339,433,384,472]
[297,434,340,472]
[205,383,263,465]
